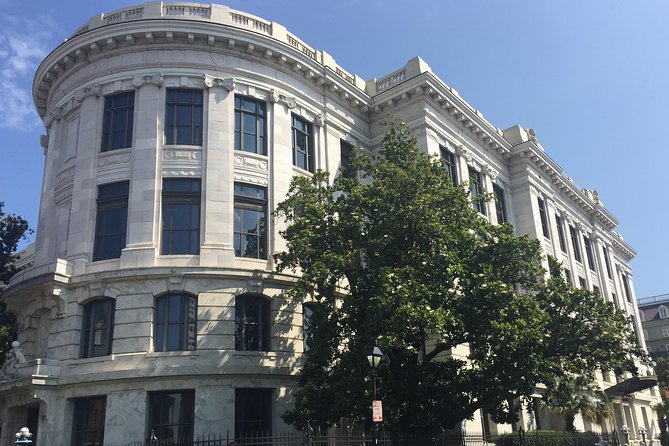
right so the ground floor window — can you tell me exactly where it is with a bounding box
[235,388,272,439]
[72,396,106,446]
[148,390,195,443]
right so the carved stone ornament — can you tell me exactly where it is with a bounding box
[39,134,49,149]
[73,83,101,103]
[314,114,324,127]
[455,145,467,157]
[203,74,235,91]
[0,341,26,381]
[269,89,296,109]
[43,106,63,128]
[132,73,164,88]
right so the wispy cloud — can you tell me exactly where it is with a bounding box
[0,13,63,131]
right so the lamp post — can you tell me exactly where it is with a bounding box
[14,427,32,444]
[621,425,630,446]
[367,345,383,445]
[639,427,647,446]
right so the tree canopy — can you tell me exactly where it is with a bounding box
[275,119,647,433]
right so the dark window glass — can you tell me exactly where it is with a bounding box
[165,89,203,145]
[340,140,354,178]
[492,184,507,224]
[154,294,197,352]
[622,274,632,303]
[564,268,572,285]
[468,167,486,215]
[162,178,201,255]
[291,115,314,172]
[148,391,194,444]
[555,215,567,253]
[93,181,129,261]
[235,96,266,155]
[578,276,587,289]
[235,388,272,439]
[612,292,619,310]
[440,147,458,186]
[538,198,550,239]
[101,91,134,152]
[81,299,115,358]
[303,303,315,352]
[584,236,596,271]
[593,285,600,295]
[72,396,106,446]
[603,246,613,279]
[234,183,267,259]
[569,226,582,262]
[235,294,270,352]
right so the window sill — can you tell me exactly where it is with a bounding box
[100,147,132,156]
[233,350,276,358]
[68,355,113,367]
[163,144,203,150]
[146,351,199,360]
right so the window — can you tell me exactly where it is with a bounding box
[154,294,197,352]
[659,305,669,319]
[235,96,266,155]
[340,140,354,177]
[569,226,582,262]
[555,215,567,253]
[662,327,669,338]
[162,178,201,255]
[235,388,272,438]
[93,181,129,261]
[621,273,632,303]
[235,294,270,351]
[72,396,106,446]
[148,391,194,444]
[165,89,203,145]
[612,292,619,310]
[81,299,115,358]
[492,184,507,224]
[440,147,458,186]
[234,183,267,259]
[578,276,587,289]
[303,303,316,352]
[291,115,314,172]
[564,268,572,285]
[537,198,550,239]
[602,246,613,279]
[593,285,600,295]
[101,91,134,152]
[584,236,596,271]
[468,167,485,215]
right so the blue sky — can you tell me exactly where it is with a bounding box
[1,0,667,299]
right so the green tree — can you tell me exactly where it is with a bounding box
[275,119,646,433]
[654,359,669,446]
[542,375,611,432]
[0,202,31,361]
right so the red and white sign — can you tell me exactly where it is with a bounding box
[372,400,383,422]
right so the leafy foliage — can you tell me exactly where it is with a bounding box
[275,118,646,433]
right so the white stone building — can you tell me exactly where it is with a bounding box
[0,2,659,445]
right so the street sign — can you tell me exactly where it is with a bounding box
[372,400,383,422]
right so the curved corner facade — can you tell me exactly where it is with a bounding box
[0,2,659,445]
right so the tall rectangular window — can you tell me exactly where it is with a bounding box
[81,299,115,358]
[101,91,134,152]
[468,167,485,215]
[492,184,507,224]
[148,391,194,444]
[603,246,613,279]
[72,396,106,446]
[621,273,632,303]
[584,236,596,271]
[564,268,572,285]
[537,198,550,239]
[291,115,314,172]
[235,388,272,438]
[578,276,587,289]
[235,96,266,155]
[340,140,354,177]
[234,183,267,259]
[569,225,582,262]
[555,215,567,253]
[165,89,203,145]
[93,181,129,261]
[154,294,197,352]
[440,147,458,186]
[162,178,201,255]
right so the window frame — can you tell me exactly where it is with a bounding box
[602,246,613,279]
[235,294,271,352]
[492,184,507,224]
[468,167,486,215]
[101,91,135,152]
[148,390,195,444]
[340,139,354,178]
[440,146,458,186]
[93,181,129,261]
[569,225,582,263]
[291,114,314,172]
[555,215,567,253]
[234,95,266,155]
[234,183,267,259]
[659,306,669,319]
[72,396,107,446]
[80,298,115,358]
[154,293,197,352]
[662,326,669,338]
[235,388,272,439]
[161,178,201,255]
[165,88,203,146]
[537,197,550,239]
[583,236,596,271]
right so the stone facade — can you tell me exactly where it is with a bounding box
[638,294,669,358]
[0,2,659,444]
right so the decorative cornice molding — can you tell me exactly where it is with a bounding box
[270,89,296,109]
[132,72,164,88]
[203,74,235,91]
[43,106,63,128]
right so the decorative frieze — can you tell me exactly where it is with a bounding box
[98,151,132,168]
[163,170,202,177]
[163,149,201,162]
[132,73,164,88]
[233,154,268,172]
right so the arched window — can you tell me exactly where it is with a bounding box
[154,294,197,352]
[235,294,271,352]
[81,298,115,358]
[659,305,669,319]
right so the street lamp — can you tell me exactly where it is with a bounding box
[367,345,383,445]
[14,427,32,444]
